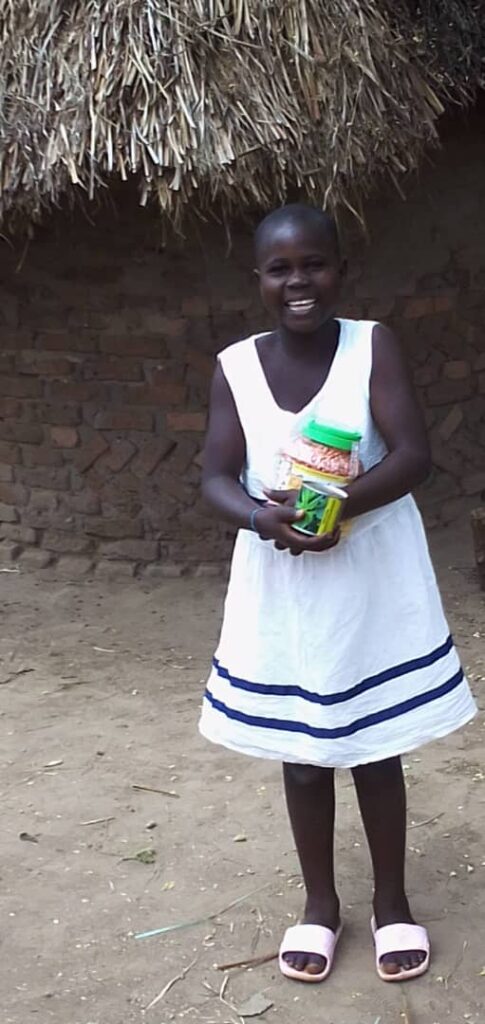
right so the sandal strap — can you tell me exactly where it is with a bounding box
[374,922,430,961]
[279,923,339,959]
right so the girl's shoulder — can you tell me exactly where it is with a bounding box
[217,331,271,368]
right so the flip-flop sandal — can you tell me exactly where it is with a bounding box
[371,917,430,982]
[279,923,343,983]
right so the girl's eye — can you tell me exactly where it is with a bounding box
[267,265,287,276]
[307,260,324,270]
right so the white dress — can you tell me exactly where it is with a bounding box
[199,320,476,768]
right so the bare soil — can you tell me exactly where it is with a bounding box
[1,525,484,1024]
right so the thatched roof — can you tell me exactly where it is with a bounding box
[0,1,484,230]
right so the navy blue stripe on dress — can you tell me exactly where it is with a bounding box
[204,668,464,740]
[213,634,454,708]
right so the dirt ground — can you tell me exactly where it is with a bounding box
[1,524,484,1024]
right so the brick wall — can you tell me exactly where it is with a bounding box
[0,113,484,577]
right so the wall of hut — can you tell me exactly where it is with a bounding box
[0,115,484,577]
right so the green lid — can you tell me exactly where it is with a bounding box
[302,419,361,451]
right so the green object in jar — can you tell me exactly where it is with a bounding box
[293,479,348,536]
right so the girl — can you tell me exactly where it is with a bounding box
[199,204,476,984]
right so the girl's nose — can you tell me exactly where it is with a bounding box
[287,267,309,287]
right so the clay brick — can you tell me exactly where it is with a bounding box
[120,380,187,406]
[164,438,199,476]
[26,402,82,426]
[443,360,470,380]
[43,530,93,554]
[166,411,206,432]
[94,408,153,431]
[0,523,37,544]
[434,293,455,313]
[48,381,105,403]
[181,296,211,317]
[99,539,160,562]
[130,438,175,478]
[151,315,188,337]
[479,372,485,394]
[0,464,14,482]
[99,439,136,473]
[17,466,71,491]
[55,555,94,577]
[17,352,76,377]
[0,540,22,562]
[95,559,136,579]
[63,490,101,515]
[185,348,215,379]
[414,366,438,387]
[100,335,164,358]
[83,357,144,382]
[427,379,474,406]
[22,446,64,468]
[50,426,79,449]
[0,441,20,465]
[0,376,42,398]
[36,332,98,353]
[0,353,15,373]
[19,547,55,570]
[403,297,434,319]
[462,472,485,496]
[0,502,19,523]
[0,421,44,444]
[438,405,463,442]
[84,516,143,539]
[474,353,485,372]
[21,507,67,530]
[0,482,28,505]
[0,398,22,418]
[143,562,185,579]
[28,489,58,510]
[75,433,109,473]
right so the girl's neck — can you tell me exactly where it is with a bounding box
[276,317,339,359]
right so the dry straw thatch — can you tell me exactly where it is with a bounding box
[0,0,483,229]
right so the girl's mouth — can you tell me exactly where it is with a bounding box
[285,299,317,315]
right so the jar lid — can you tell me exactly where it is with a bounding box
[302,420,362,451]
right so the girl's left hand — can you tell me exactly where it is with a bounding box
[263,489,341,555]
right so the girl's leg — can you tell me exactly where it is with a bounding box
[282,763,340,974]
[352,756,426,975]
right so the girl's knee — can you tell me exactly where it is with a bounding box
[284,762,333,786]
[352,756,402,784]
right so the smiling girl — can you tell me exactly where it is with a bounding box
[199,204,476,984]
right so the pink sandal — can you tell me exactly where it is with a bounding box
[279,923,342,983]
[371,917,430,982]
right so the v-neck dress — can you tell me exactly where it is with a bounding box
[199,321,476,767]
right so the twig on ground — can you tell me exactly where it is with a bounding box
[215,952,278,972]
[132,783,179,798]
[144,957,197,1012]
[408,813,444,829]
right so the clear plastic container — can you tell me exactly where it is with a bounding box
[277,419,361,490]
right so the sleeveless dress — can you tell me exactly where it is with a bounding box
[199,320,476,767]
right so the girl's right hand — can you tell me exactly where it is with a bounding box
[253,497,340,556]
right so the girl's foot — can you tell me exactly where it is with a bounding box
[373,895,427,976]
[282,897,340,975]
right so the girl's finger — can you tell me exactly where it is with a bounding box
[264,488,299,505]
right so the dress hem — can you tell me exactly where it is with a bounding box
[199,705,477,769]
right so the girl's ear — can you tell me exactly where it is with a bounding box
[253,268,260,279]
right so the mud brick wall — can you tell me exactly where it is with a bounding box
[0,113,484,577]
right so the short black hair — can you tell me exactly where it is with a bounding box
[255,203,341,263]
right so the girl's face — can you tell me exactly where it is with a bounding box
[257,222,344,334]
